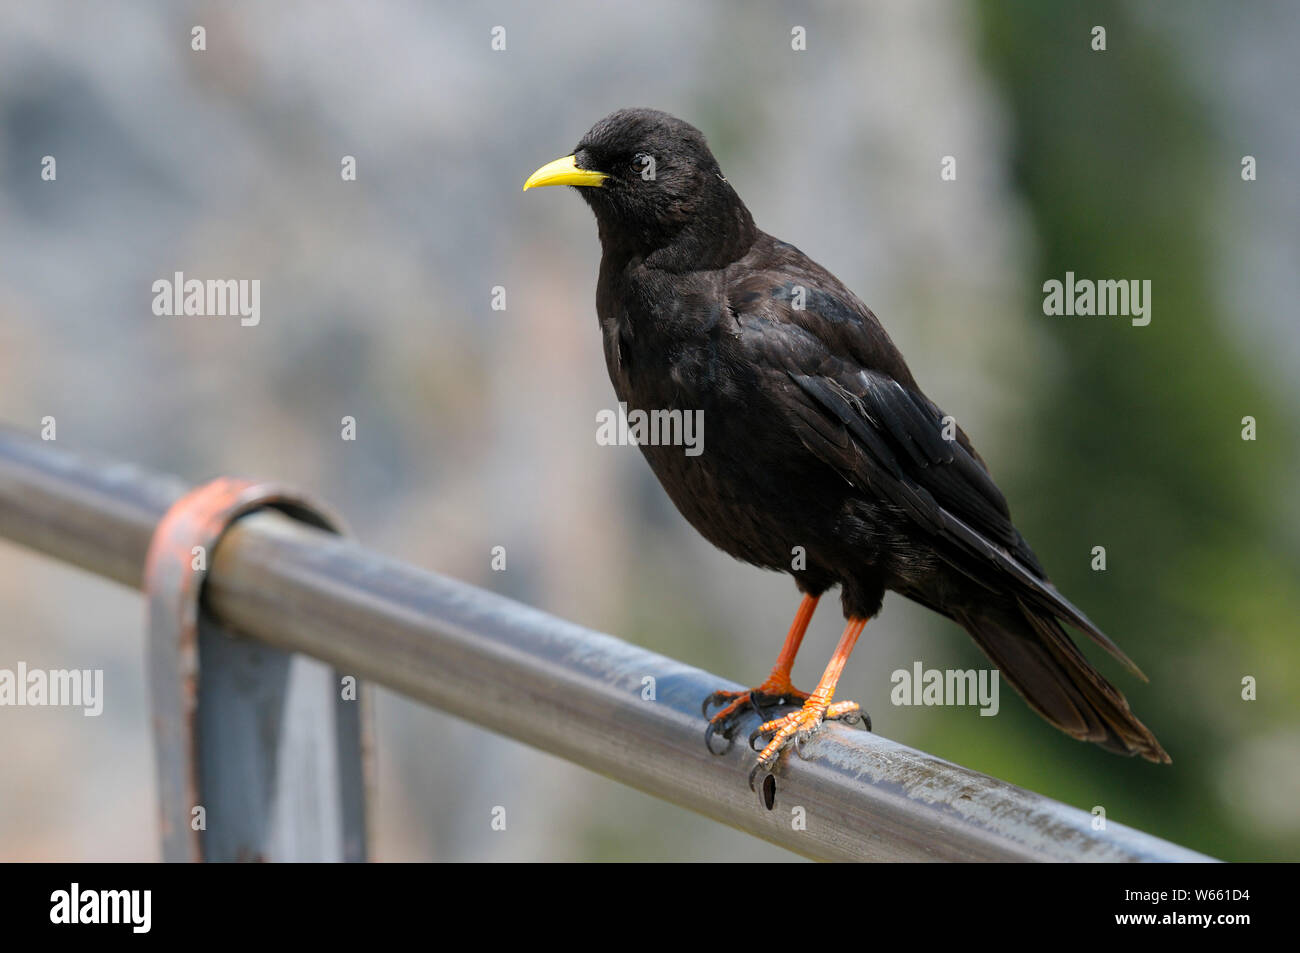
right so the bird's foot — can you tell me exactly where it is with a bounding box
[702,676,809,755]
[747,697,870,790]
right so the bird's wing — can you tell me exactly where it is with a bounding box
[731,281,1144,678]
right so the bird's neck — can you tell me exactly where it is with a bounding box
[599,186,758,274]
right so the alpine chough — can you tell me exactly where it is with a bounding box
[525,108,1169,783]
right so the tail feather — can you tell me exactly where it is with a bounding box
[958,601,1170,764]
[930,505,1149,681]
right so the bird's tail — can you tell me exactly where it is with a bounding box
[956,601,1171,763]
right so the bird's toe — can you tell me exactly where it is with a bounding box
[703,716,737,756]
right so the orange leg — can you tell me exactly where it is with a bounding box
[749,616,869,785]
[703,595,820,751]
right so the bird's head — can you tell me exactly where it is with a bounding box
[524,108,754,267]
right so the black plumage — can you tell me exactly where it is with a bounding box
[526,108,1168,768]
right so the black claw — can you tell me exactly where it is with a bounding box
[704,718,735,756]
[748,726,769,751]
[862,711,872,732]
[701,691,725,717]
[748,762,766,792]
[794,730,814,760]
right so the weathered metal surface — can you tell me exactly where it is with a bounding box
[0,430,182,586]
[0,427,1216,862]
[207,512,1214,863]
[142,477,369,862]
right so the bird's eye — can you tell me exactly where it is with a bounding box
[632,152,656,181]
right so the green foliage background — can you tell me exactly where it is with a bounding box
[913,1,1300,861]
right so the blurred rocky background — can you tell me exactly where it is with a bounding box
[0,0,1296,860]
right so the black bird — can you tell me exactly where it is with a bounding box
[524,108,1169,780]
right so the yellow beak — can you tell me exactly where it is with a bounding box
[523,154,608,192]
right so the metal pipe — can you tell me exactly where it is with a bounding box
[0,427,1215,862]
[0,429,183,586]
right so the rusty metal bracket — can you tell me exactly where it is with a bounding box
[143,477,369,862]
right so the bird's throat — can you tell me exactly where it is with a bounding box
[592,189,757,273]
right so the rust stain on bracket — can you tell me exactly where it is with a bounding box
[143,477,362,862]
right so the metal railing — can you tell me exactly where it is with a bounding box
[0,427,1214,862]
